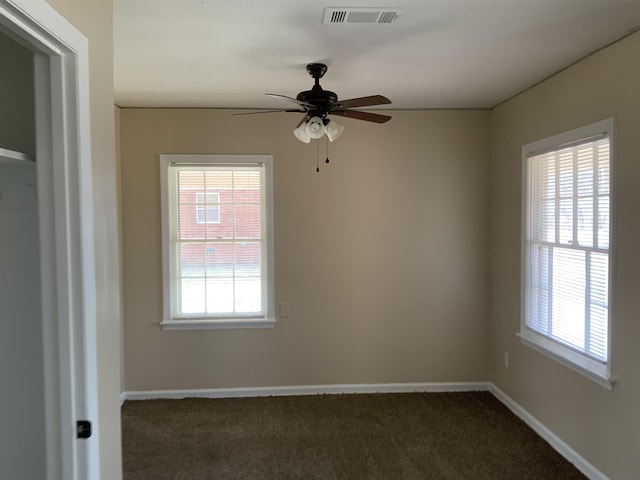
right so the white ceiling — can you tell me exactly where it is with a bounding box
[114,0,640,110]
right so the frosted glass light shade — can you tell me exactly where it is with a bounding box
[293,123,311,143]
[305,116,325,139]
[292,116,344,143]
[325,119,344,142]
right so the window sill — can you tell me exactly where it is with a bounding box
[161,318,276,331]
[517,331,615,391]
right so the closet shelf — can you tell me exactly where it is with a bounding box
[0,147,34,163]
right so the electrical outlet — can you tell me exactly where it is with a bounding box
[504,352,510,368]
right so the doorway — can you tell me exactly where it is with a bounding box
[0,1,99,478]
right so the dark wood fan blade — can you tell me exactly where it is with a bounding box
[295,114,308,128]
[331,109,392,124]
[337,95,391,109]
[266,93,313,108]
[233,109,304,116]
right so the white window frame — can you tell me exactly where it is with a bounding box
[520,118,615,390]
[159,154,275,330]
[195,192,220,224]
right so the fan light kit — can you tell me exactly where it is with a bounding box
[235,63,391,170]
[292,116,345,143]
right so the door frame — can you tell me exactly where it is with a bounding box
[0,1,99,479]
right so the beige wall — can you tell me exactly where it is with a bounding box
[117,22,640,480]
[45,1,122,479]
[120,109,491,390]
[490,31,640,479]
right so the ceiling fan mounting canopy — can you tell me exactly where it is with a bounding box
[306,62,328,80]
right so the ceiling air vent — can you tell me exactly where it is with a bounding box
[323,7,404,24]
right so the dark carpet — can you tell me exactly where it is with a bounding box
[121,391,586,479]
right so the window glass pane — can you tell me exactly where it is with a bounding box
[207,195,234,240]
[598,148,610,195]
[235,242,261,278]
[205,242,232,277]
[528,245,550,333]
[576,147,594,197]
[205,169,232,190]
[234,171,261,200]
[544,166,556,199]
[234,278,261,313]
[589,304,608,361]
[205,278,234,314]
[542,199,555,242]
[551,248,586,350]
[179,278,206,315]
[597,197,609,249]
[177,170,204,204]
[577,197,593,247]
[178,204,202,239]
[195,192,220,224]
[590,252,609,306]
[558,198,573,245]
[589,252,609,361]
[178,242,204,277]
[234,204,262,239]
[558,151,573,198]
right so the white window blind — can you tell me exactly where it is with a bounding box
[522,119,614,387]
[160,155,274,329]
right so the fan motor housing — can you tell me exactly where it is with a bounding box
[296,87,338,114]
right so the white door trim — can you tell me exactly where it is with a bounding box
[0,1,99,479]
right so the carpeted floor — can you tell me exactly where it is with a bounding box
[121,391,586,479]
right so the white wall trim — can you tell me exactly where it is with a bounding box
[122,382,490,401]
[489,384,608,480]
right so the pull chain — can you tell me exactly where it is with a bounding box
[325,136,330,164]
[316,139,320,173]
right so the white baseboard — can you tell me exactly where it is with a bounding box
[488,383,608,480]
[121,381,607,480]
[122,381,490,401]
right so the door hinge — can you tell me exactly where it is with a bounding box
[76,420,92,439]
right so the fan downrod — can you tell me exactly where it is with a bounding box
[297,63,337,107]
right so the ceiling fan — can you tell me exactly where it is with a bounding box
[235,63,392,143]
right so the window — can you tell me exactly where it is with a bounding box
[521,118,614,389]
[195,192,220,224]
[160,154,275,329]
